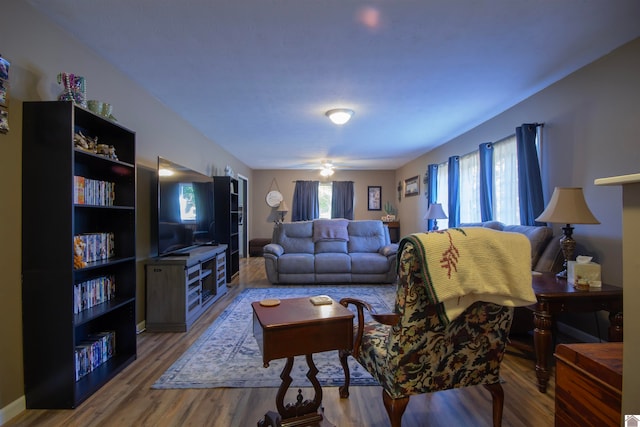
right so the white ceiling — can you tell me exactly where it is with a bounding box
[27,0,640,171]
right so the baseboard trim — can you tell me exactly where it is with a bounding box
[556,322,602,343]
[137,320,146,334]
[0,395,25,426]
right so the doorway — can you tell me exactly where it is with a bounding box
[237,174,249,258]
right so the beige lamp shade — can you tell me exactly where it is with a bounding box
[535,187,599,224]
[424,203,448,220]
[276,200,289,214]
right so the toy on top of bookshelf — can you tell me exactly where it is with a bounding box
[74,131,118,160]
[74,236,87,269]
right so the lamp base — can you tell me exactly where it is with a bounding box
[557,224,576,281]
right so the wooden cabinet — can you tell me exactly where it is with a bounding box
[145,245,227,332]
[554,343,622,427]
[214,176,240,281]
[384,221,400,243]
[21,101,137,408]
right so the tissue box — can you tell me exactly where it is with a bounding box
[568,261,601,286]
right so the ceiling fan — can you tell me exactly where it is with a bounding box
[320,161,335,177]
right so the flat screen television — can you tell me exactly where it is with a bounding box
[157,157,215,256]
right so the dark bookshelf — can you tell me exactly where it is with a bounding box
[21,101,137,408]
[213,176,240,281]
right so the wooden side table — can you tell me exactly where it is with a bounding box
[531,273,623,393]
[252,297,354,427]
[384,221,400,243]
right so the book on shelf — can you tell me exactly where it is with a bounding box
[74,275,115,314]
[73,176,115,206]
[74,330,115,381]
[74,232,115,265]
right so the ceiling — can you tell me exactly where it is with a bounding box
[27,0,640,171]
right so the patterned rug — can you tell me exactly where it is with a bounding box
[152,285,396,389]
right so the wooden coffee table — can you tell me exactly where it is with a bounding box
[252,296,354,427]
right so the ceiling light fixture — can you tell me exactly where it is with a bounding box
[320,161,335,177]
[325,108,354,125]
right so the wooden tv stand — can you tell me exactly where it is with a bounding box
[146,245,227,332]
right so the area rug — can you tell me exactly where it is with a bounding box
[152,285,395,389]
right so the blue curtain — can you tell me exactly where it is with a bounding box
[331,181,354,219]
[516,124,545,225]
[427,164,438,230]
[479,143,494,222]
[448,156,460,228]
[292,180,319,221]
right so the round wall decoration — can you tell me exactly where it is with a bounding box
[266,190,283,207]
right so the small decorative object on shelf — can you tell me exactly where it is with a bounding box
[57,72,87,107]
[73,236,87,269]
[74,131,118,159]
[87,99,117,121]
[0,55,10,134]
[383,201,397,219]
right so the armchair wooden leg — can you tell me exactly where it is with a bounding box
[338,349,351,398]
[483,383,504,427]
[382,391,409,427]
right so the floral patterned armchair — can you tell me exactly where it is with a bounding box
[339,230,534,427]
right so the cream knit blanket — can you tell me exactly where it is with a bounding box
[398,228,537,324]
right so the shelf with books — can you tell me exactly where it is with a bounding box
[22,101,137,408]
[214,176,240,281]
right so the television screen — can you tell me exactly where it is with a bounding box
[157,157,215,255]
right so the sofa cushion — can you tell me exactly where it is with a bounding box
[503,225,553,268]
[351,253,391,274]
[313,219,350,242]
[279,221,314,254]
[278,253,315,274]
[348,220,387,253]
[315,240,348,254]
[316,253,351,273]
[534,236,563,273]
[459,221,504,230]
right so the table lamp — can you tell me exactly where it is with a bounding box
[424,202,448,231]
[535,187,599,279]
[275,200,289,224]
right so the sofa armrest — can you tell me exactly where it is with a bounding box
[263,243,284,257]
[379,243,398,257]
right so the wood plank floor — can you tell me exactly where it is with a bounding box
[6,257,555,427]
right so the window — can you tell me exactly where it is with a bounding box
[492,135,519,225]
[436,161,448,221]
[318,182,332,219]
[459,151,481,223]
[179,183,196,221]
[432,132,532,226]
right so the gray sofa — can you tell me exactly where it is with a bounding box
[263,219,398,284]
[459,221,563,273]
[460,221,564,337]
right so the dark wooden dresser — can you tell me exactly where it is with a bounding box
[554,343,622,427]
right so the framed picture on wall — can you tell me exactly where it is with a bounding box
[368,186,381,210]
[404,176,420,197]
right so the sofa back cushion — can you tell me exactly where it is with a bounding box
[347,220,387,253]
[276,221,314,254]
[503,224,553,269]
[313,219,350,242]
[315,240,348,254]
